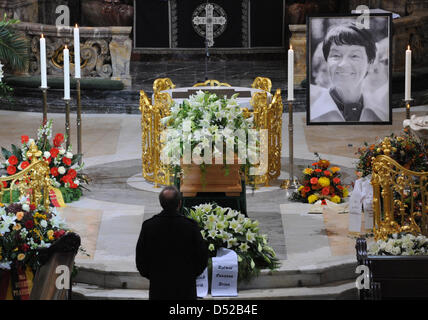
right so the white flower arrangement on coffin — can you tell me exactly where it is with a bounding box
[187,203,280,282]
[160,90,258,177]
[369,233,428,256]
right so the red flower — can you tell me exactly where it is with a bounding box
[21,135,29,144]
[50,167,59,177]
[63,157,72,166]
[68,169,77,179]
[69,181,78,189]
[50,148,59,158]
[30,204,36,211]
[61,175,73,184]
[333,177,341,184]
[21,244,30,252]
[2,181,7,188]
[53,133,64,147]
[8,155,18,166]
[312,162,318,166]
[25,220,34,229]
[337,185,344,190]
[322,187,330,196]
[304,186,311,193]
[21,161,30,169]
[321,199,327,205]
[7,166,16,175]
[310,177,318,185]
[54,230,66,239]
[323,170,331,176]
[315,169,322,173]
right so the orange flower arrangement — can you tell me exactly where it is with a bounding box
[291,154,349,204]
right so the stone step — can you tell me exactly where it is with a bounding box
[72,280,358,300]
[74,257,357,291]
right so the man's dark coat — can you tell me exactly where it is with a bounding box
[136,210,208,300]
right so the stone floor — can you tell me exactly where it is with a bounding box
[1,106,426,275]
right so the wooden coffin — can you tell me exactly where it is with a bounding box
[180,156,242,197]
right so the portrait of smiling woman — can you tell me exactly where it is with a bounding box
[307,15,392,125]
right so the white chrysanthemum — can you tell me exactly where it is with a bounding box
[40,219,48,228]
[44,151,51,159]
[22,204,30,212]
[59,148,66,155]
[58,166,66,175]
[65,152,73,159]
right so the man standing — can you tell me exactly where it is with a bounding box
[136,186,208,300]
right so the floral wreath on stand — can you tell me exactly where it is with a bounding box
[0,120,88,204]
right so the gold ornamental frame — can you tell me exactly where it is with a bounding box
[0,143,52,208]
[139,77,283,188]
[372,155,428,240]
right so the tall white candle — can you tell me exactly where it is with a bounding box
[40,34,47,88]
[74,24,81,78]
[405,45,411,100]
[63,45,70,99]
[288,45,294,101]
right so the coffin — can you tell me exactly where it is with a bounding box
[180,156,242,197]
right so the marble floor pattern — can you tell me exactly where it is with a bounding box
[0,106,426,272]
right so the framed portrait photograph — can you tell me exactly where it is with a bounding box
[306,14,392,125]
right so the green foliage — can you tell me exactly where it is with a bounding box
[59,187,82,203]
[0,14,29,72]
[1,189,20,203]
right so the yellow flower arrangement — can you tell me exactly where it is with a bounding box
[330,195,341,203]
[330,167,340,173]
[308,194,318,204]
[343,188,349,197]
[303,168,313,175]
[298,185,304,191]
[47,230,55,241]
[318,177,330,187]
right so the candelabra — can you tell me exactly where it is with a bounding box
[281,100,299,189]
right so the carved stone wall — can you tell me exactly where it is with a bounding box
[0,0,38,22]
[13,23,132,87]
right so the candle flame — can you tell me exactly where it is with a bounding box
[290,44,293,50]
[64,45,68,49]
[407,45,410,50]
[41,34,44,38]
[75,23,78,28]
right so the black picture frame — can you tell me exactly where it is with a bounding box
[306,14,393,125]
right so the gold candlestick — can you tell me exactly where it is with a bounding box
[41,87,49,125]
[64,98,71,149]
[404,99,413,120]
[76,79,82,165]
[281,100,299,189]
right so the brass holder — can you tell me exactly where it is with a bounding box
[281,99,299,189]
[76,79,82,165]
[64,98,71,149]
[40,87,49,125]
[404,98,413,120]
